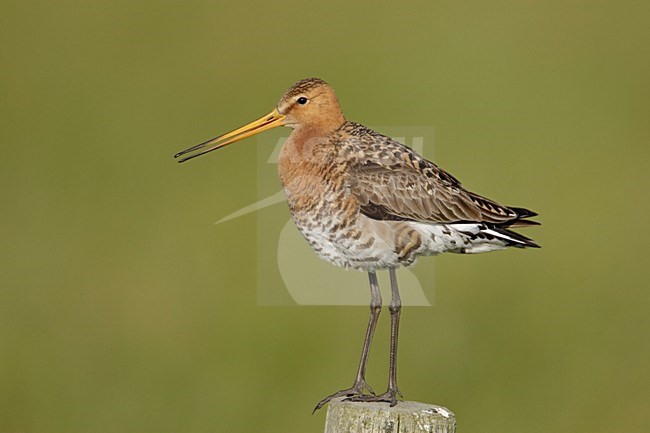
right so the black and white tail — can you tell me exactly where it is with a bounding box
[451,206,540,252]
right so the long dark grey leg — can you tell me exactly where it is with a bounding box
[386,266,403,403]
[349,267,403,406]
[355,270,382,389]
[313,270,382,413]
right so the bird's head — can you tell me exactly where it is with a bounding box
[277,78,345,131]
[175,77,345,163]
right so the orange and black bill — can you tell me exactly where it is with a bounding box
[174,108,285,163]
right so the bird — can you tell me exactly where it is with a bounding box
[175,77,540,411]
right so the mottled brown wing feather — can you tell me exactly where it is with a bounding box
[340,123,520,225]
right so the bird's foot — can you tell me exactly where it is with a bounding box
[312,379,375,413]
[346,386,403,407]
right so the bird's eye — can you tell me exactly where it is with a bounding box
[297,97,308,105]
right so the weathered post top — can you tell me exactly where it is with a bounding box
[324,398,456,433]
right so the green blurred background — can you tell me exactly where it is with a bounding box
[1,1,649,432]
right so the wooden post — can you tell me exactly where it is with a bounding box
[324,398,455,433]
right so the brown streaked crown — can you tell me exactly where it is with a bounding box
[280,77,329,100]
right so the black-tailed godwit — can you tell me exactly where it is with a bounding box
[175,78,540,411]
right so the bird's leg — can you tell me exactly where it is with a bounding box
[386,266,403,402]
[354,270,383,393]
[313,270,382,413]
[349,267,403,406]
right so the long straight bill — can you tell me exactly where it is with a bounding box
[174,108,285,163]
